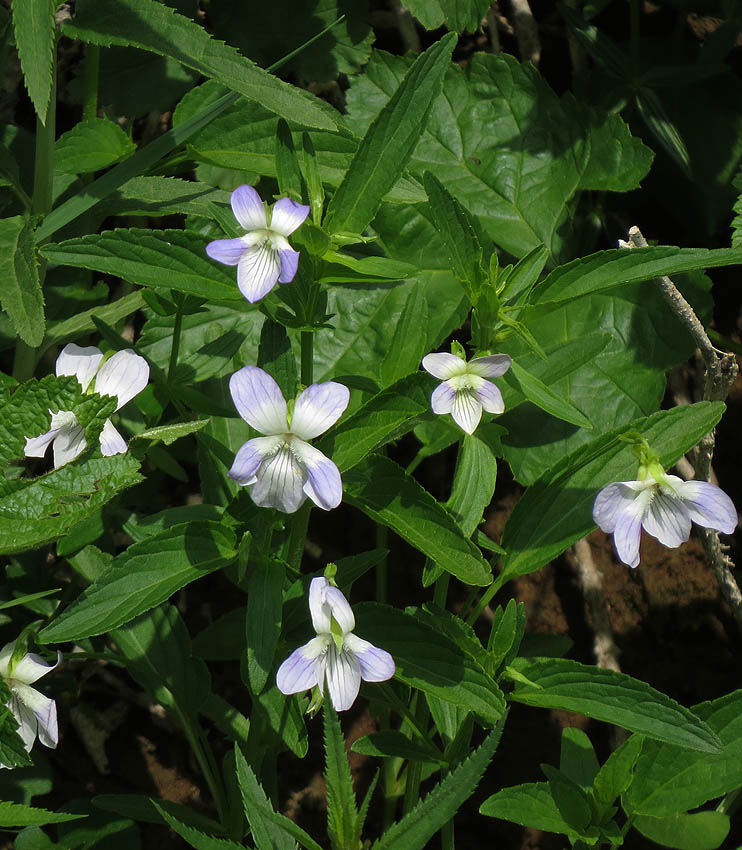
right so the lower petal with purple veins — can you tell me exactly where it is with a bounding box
[237,243,281,303]
[52,423,87,469]
[250,444,307,513]
[450,389,482,434]
[325,645,362,711]
[643,490,691,548]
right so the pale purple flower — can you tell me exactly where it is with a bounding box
[228,366,349,514]
[205,185,310,303]
[593,474,738,568]
[24,343,150,468]
[422,351,512,434]
[276,577,395,711]
[0,641,61,762]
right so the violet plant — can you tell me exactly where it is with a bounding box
[1,1,742,849]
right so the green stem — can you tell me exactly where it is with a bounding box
[82,45,100,122]
[402,693,430,816]
[300,331,314,385]
[286,502,311,571]
[466,573,505,627]
[441,796,455,850]
[182,718,228,827]
[432,571,449,609]
[167,305,184,384]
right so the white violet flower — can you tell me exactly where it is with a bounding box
[205,185,310,303]
[593,473,738,568]
[422,350,511,434]
[0,642,60,761]
[24,343,150,468]
[276,577,395,711]
[228,366,350,514]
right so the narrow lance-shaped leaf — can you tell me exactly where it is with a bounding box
[324,32,456,235]
[324,704,358,850]
[504,359,593,430]
[245,560,284,696]
[11,0,56,122]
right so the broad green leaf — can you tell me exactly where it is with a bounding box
[355,603,505,725]
[42,291,145,353]
[246,560,284,695]
[480,781,578,840]
[351,731,443,764]
[623,690,742,817]
[324,704,358,850]
[505,360,593,429]
[324,33,456,235]
[63,0,337,130]
[578,111,655,192]
[55,119,136,175]
[41,229,242,301]
[592,733,644,809]
[319,252,417,284]
[251,685,308,758]
[344,455,492,586]
[0,801,85,827]
[132,420,210,446]
[499,402,724,581]
[0,455,142,556]
[38,522,236,642]
[275,119,303,201]
[403,0,491,32]
[11,0,56,121]
[533,245,742,304]
[319,373,435,473]
[234,747,320,850]
[633,812,729,850]
[377,281,428,385]
[560,728,600,792]
[96,176,230,219]
[509,657,722,753]
[371,725,503,850]
[150,802,242,850]
[446,433,497,537]
[541,764,592,835]
[257,319,297,400]
[0,215,44,346]
[501,245,549,305]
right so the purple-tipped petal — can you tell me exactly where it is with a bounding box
[291,382,350,440]
[56,343,103,391]
[249,444,306,513]
[228,436,281,485]
[344,634,395,682]
[292,439,343,511]
[468,354,512,378]
[270,198,310,237]
[231,185,266,231]
[94,349,149,410]
[237,243,281,303]
[325,646,361,711]
[206,237,246,266]
[52,422,86,468]
[430,381,455,414]
[450,389,482,434]
[422,352,467,380]
[24,428,57,459]
[229,367,288,434]
[276,637,327,695]
[592,481,648,532]
[475,380,505,415]
[677,480,738,534]
[99,419,128,456]
[643,490,691,548]
[611,496,647,568]
[277,247,300,283]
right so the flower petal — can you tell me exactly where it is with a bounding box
[291,382,350,440]
[10,692,37,751]
[450,389,483,434]
[475,380,505,415]
[291,439,343,511]
[24,428,57,459]
[11,651,60,685]
[422,352,468,380]
[237,242,281,303]
[229,366,288,434]
[430,381,455,414]
[467,354,512,378]
[642,488,691,548]
[12,683,57,749]
[344,634,395,682]
[231,185,266,231]
[277,247,300,283]
[592,481,646,533]
[206,237,245,266]
[612,493,649,568]
[676,480,738,534]
[94,350,150,410]
[250,444,306,513]
[56,343,103,391]
[325,586,355,634]
[99,419,128,456]
[0,643,13,677]
[52,423,86,468]
[228,436,282,485]
[325,645,361,712]
[270,198,310,237]
[309,577,332,634]
[276,637,327,695]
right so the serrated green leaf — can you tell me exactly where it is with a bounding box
[93,796,225,836]
[55,119,136,175]
[133,420,210,446]
[38,522,236,642]
[510,657,722,753]
[97,177,230,219]
[355,603,505,725]
[41,229,242,301]
[0,702,33,769]
[0,215,44,346]
[324,704,357,850]
[246,560,284,696]
[480,781,579,840]
[344,455,492,586]
[0,801,85,827]
[371,724,503,850]
[499,401,725,581]
[63,0,337,131]
[578,111,654,192]
[324,33,456,235]
[11,0,56,122]
[150,801,241,850]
